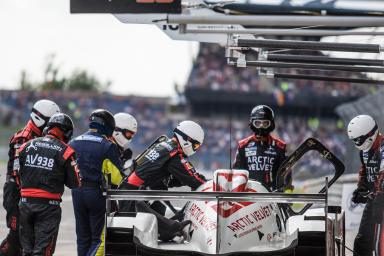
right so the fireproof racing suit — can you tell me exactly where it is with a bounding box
[233,134,288,191]
[353,134,384,256]
[0,120,42,256]
[119,138,206,212]
[69,131,124,256]
[17,134,81,256]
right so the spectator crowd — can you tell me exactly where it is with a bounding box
[0,89,346,178]
[1,42,371,179]
[187,44,379,102]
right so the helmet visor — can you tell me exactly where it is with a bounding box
[115,127,135,140]
[351,124,378,147]
[174,128,201,152]
[352,136,366,147]
[252,120,271,129]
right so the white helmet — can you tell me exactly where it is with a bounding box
[347,115,379,151]
[174,120,204,157]
[30,99,60,129]
[113,113,138,149]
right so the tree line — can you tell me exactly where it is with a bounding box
[19,54,111,92]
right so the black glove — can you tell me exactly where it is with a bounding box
[373,193,384,224]
[121,148,133,162]
[351,187,370,204]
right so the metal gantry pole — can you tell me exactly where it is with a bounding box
[185,28,384,37]
[267,73,384,84]
[167,15,384,28]
[266,54,384,66]
[236,39,381,53]
[245,61,384,73]
[107,190,326,204]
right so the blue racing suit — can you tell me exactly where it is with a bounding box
[70,131,123,256]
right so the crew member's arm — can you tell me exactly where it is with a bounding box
[63,146,81,189]
[351,153,370,204]
[233,144,246,169]
[376,171,384,194]
[357,153,368,190]
[102,143,124,186]
[7,136,17,177]
[372,155,384,223]
[8,136,29,185]
[166,154,206,190]
[8,136,26,176]
[281,151,293,190]
[269,142,291,191]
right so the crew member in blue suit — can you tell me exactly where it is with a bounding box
[70,109,123,256]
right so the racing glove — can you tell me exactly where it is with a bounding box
[121,149,135,176]
[372,193,384,224]
[351,187,371,204]
[122,148,133,162]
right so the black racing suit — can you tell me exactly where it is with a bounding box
[1,120,42,256]
[17,133,81,256]
[354,134,384,256]
[119,138,206,212]
[233,134,289,191]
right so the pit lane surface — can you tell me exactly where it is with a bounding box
[0,164,357,255]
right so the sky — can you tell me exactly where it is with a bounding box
[0,0,199,97]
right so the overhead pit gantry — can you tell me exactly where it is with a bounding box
[71,0,384,84]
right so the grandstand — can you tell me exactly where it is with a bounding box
[0,43,378,175]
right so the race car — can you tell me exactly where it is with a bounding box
[105,138,345,256]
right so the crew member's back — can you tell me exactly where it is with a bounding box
[70,109,123,256]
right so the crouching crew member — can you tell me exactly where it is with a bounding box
[119,120,207,212]
[18,113,81,256]
[233,105,291,191]
[70,109,124,256]
[347,115,384,256]
[1,99,60,256]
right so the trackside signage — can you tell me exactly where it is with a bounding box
[70,0,181,14]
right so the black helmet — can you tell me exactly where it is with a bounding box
[46,113,74,143]
[89,109,115,137]
[249,105,275,136]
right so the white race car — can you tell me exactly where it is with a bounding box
[105,138,345,256]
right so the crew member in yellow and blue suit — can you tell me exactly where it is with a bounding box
[70,109,123,256]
